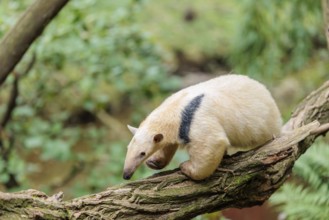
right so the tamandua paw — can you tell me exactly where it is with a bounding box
[180,161,207,181]
[180,161,193,178]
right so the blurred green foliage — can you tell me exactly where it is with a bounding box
[137,0,237,59]
[138,0,327,79]
[270,141,329,220]
[0,0,180,196]
[230,0,325,77]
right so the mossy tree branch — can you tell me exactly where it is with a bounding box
[0,81,328,220]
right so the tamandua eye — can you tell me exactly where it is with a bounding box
[140,152,146,157]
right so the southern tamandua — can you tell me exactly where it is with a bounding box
[123,74,282,180]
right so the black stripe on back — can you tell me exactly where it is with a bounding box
[179,94,205,144]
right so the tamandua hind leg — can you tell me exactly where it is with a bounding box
[180,136,229,180]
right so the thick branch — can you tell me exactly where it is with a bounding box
[0,81,328,219]
[0,0,69,85]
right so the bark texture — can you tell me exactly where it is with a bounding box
[0,0,69,85]
[0,81,328,220]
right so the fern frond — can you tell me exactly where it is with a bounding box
[293,142,329,191]
[270,142,329,220]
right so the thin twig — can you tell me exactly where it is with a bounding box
[20,52,36,78]
[0,53,36,128]
[0,74,19,128]
[2,133,20,189]
[0,53,36,189]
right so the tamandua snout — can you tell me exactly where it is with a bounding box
[123,74,282,180]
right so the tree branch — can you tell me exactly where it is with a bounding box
[0,80,328,219]
[0,53,36,128]
[0,75,19,128]
[0,53,36,190]
[0,0,69,86]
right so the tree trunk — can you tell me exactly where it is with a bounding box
[0,0,69,85]
[0,81,328,220]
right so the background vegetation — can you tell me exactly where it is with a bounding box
[0,0,328,219]
[270,141,329,220]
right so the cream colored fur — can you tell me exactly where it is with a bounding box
[123,74,282,180]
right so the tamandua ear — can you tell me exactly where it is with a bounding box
[153,133,163,143]
[127,125,138,135]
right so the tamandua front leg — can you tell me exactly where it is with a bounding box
[146,144,179,170]
[180,134,229,180]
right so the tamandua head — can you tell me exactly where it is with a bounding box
[123,125,164,180]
